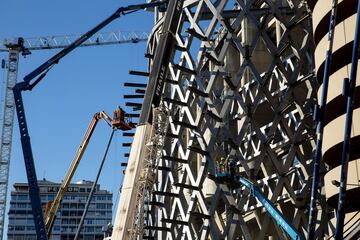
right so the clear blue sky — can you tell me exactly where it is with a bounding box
[0,0,154,232]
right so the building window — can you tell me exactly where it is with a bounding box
[96,203,106,209]
[17,195,27,200]
[14,226,25,231]
[62,203,69,208]
[26,226,35,231]
[85,219,93,224]
[85,226,94,232]
[97,195,106,201]
[62,211,69,216]
[17,203,27,208]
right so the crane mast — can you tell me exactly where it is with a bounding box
[0,31,147,240]
[0,49,19,240]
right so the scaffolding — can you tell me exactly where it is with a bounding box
[129,105,170,240]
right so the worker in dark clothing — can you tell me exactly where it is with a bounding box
[113,106,125,124]
[112,106,135,130]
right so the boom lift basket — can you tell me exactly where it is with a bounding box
[112,106,135,130]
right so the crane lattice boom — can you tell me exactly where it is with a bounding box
[0,31,148,52]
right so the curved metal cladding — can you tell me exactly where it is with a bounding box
[142,0,321,239]
[311,0,360,235]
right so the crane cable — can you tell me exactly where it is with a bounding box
[112,132,121,220]
[74,129,116,240]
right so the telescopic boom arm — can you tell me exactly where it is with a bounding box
[237,177,304,240]
[23,1,167,88]
[211,170,303,240]
[44,112,113,238]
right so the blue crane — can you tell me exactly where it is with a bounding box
[12,2,167,240]
[236,177,304,240]
[213,160,304,240]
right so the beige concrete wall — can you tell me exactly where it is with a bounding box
[112,124,152,239]
[314,15,356,74]
[324,160,360,199]
[322,108,360,157]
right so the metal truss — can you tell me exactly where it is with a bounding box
[142,0,327,239]
[0,31,149,52]
[129,104,170,240]
[0,50,19,239]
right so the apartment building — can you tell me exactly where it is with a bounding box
[7,179,112,240]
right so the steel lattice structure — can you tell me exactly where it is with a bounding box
[0,31,149,52]
[0,50,19,240]
[132,0,328,239]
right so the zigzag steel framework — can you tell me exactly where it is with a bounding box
[114,0,329,239]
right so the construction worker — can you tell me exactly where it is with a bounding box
[112,106,135,130]
[216,156,226,176]
[228,158,236,177]
[113,106,125,124]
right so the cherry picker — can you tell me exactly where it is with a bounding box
[211,158,305,240]
[44,107,134,238]
[12,1,167,240]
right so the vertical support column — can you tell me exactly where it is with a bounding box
[307,1,338,238]
[0,50,19,239]
[334,1,360,238]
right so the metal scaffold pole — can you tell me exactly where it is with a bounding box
[307,0,338,238]
[74,130,115,240]
[334,0,360,238]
